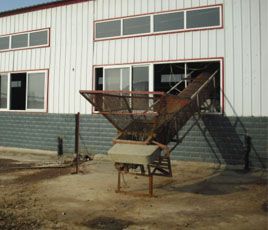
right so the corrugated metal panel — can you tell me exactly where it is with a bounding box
[0,0,267,117]
[0,1,93,114]
[93,0,267,117]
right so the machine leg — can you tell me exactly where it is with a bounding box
[149,175,153,197]
[116,171,121,192]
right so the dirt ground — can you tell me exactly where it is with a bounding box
[0,149,267,230]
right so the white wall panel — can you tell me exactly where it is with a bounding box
[0,0,267,116]
[0,1,93,114]
[241,0,252,116]
[260,0,268,116]
[92,0,267,116]
[232,0,243,115]
[177,34,185,59]
[250,0,261,116]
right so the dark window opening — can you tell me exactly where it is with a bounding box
[154,63,185,95]
[154,61,221,113]
[187,61,221,113]
[10,73,26,110]
[95,68,103,90]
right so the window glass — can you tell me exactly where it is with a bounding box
[161,74,183,83]
[132,66,149,91]
[186,7,220,29]
[0,74,8,109]
[0,36,10,50]
[154,12,184,32]
[104,68,130,90]
[96,20,121,38]
[123,16,150,35]
[121,68,130,91]
[29,30,48,46]
[11,33,28,48]
[27,73,45,109]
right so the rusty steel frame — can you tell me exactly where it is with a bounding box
[115,156,172,197]
[80,70,219,197]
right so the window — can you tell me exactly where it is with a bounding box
[27,73,45,109]
[186,8,220,29]
[123,16,150,35]
[96,20,121,39]
[0,71,47,111]
[154,63,186,94]
[0,29,49,52]
[0,74,8,109]
[94,5,222,40]
[132,66,149,91]
[0,36,9,50]
[94,60,221,113]
[11,34,28,49]
[104,68,130,91]
[154,12,184,32]
[29,30,48,46]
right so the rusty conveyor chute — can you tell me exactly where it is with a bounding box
[80,70,218,196]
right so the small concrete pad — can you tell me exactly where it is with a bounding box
[108,143,161,165]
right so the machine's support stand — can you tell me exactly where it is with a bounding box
[149,175,153,197]
[117,171,121,192]
[115,170,154,197]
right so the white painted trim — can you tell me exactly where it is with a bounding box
[0,28,49,52]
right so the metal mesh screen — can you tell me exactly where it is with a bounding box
[80,72,216,145]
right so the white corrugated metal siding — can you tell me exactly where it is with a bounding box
[93,0,268,117]
[0,0,267,116]
[0,1,93,114]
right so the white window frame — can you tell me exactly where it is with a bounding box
[103,65,132,91]
[0,36,11,51]
[11,33,29,50]
[0,70,48,112]
[122,15,151,36]
[0,28,49,52]
[95,20,122,40]
[28,29,49,49]
[184,5,222,31]
[94,58,223,114]
[94,5,222,41]
[131,64,150,91]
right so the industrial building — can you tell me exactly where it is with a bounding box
[0,0,267,168]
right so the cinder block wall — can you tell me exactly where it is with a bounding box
[0,113,76,153]
[0,113,267,168]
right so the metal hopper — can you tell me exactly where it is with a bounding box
[80,70,218,196]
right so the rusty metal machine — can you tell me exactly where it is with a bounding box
[80,70,218,196]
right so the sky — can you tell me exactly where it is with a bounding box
[0,0,58,12]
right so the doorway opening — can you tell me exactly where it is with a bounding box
[10,73,27,110]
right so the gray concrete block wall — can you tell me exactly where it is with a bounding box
[0,113,75,153]
[0,112,267,168]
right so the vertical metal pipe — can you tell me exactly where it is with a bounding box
[149,175,153,197]
[75,112,80,174]
[57,137,63,156]
[117,171,121,192]
[244,134,251,172]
